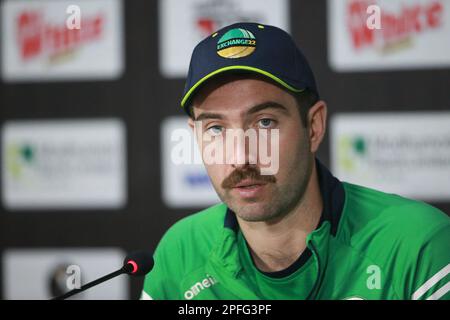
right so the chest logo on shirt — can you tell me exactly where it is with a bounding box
[184,274,218,300]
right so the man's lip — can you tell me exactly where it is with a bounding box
[233,179,267,188]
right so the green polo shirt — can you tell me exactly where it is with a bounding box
[141,159,450,300]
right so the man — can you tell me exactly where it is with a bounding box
[142,22,449,300]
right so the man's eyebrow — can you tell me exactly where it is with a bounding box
[194,112,224,121]
[246,101,290,115]
[194,101,289,121]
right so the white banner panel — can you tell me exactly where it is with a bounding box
[328,0,450,71]
[330,112,450,201]
[3,248,127,300]
[1,119,127,210]
[159,0,289,78]
[161,116,220,208]
[1,0,124,81]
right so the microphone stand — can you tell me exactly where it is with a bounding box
[52,264,131,300]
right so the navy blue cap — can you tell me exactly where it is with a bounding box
[181,22,319,111]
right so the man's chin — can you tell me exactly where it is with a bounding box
[228,201,279,222]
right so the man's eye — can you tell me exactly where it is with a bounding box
[206,125,223,135]
[258,118,275,129]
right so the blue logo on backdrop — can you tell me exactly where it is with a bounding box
[184,172,212,187]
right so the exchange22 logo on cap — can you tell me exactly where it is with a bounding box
[216,28,256,58]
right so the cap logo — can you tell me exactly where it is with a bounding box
[216,28,256,58]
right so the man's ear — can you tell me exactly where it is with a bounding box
[307,100,327,154]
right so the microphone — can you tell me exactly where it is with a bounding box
[52,251,154,300]
[122,251,154,276]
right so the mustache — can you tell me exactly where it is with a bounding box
[221,166,276,189]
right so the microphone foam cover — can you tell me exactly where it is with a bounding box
[123,251,154,276]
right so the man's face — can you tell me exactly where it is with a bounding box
[189,75,315,222]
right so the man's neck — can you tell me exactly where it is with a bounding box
[236,164,323,273]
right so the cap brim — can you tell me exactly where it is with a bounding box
[181,65,304,109]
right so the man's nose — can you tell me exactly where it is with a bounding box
[226,132,258,168]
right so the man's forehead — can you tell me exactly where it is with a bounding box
[191,74,292,115]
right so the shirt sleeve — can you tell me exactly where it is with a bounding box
[409,224,450,300]
[140,229,183,300]
[140,249,166,300]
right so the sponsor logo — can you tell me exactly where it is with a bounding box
[194,0,261,38]
[184,172,212,187]
[184,274,218,300]
[348,0,444,53]
[216,28,256,58]
[16,9,103,63]
[2,119,127,210]
[5,143,36,180]
[161,116,221,208]
[2,0,124,81]
[337,135,368,174]
[3,248,126,299]
[159,0,288,77]
[328,0,450,71]
[331,112,450,200]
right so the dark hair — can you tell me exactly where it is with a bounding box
[293,89,319,128]
[186,102,195,119]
